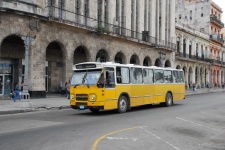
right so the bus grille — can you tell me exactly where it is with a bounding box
[76,94,88,101]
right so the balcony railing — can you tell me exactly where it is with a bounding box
[175,52,225,65]
[210,34,224,43]
[210,15,224,28]
[45,6,176,51]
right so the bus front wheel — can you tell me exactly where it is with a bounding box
[118,96,128,113]
[164,93,173,107]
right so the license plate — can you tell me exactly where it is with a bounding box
[79,105,84,110]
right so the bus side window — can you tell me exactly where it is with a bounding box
[105,68,115,88]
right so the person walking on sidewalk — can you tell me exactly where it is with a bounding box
[13,82,21,102]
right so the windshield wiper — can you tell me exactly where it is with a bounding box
[82,72,89,88]
[74,83,81,88]
[82,72,87,84]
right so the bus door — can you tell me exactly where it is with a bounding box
[103,67,116,110]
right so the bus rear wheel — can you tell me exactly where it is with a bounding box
[164,93,173,107]
[89,108,100,113]
[118,96,128,113]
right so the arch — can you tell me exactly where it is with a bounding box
[96,49,108,62]
[0,34,25,96]
[154,58,161,67]
[115,52,126,64]
[0,35,25,59]
[73,46,88,64]
[195,66,199,85]
[164,60,171,67]
[143,56,152,66]
[176,65,181,69]
[46,41,65,93]
[130,54,140,65]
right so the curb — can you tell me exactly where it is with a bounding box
[0,105,71,115]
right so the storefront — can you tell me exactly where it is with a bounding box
[0,63,13,96]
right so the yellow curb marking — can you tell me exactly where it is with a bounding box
[92,126,139,150]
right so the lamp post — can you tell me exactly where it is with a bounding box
[158,51,166,67]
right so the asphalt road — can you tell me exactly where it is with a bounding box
[0,92,225,150]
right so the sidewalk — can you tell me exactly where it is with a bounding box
[0,88,225,115]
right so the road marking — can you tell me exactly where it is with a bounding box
[140,127,180,150]
[107,136,137,141]
[92,126,139,150]
[176,117,221,132]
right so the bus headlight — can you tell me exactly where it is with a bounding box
[70,94,75,99]
[89,94,96,101]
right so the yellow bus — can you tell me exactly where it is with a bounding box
[70,62,185,113]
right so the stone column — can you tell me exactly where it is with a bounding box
[149,0,156,39]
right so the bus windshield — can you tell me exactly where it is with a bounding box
[71,69,102,86]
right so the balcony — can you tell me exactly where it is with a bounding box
[210,34,224,44]
[210,15,224,28]
[46,5,177,51]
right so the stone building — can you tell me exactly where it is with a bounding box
[0,0,176,98]
[175,23,210,89]
[176,0,225,88]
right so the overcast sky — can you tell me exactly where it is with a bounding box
[212,0,225,24]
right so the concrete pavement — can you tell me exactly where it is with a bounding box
[0,88,224,115]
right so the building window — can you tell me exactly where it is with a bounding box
[75,0,80,22]
[104,0,108,25]
[200,28,205,33]
[190,17,192,20]
[136,0,139,32]
[48,0,55,17]
[116,0,119,21]
[121,0,125,30]
[131,0,135,38]
[201,13,203,17]
[179,14,182,19]
[58,0,64,19]
[98,0,102,24]
[84,0,89,25]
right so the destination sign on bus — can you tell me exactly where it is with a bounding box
[76,64,96,69]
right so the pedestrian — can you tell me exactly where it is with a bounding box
[13,82,21,102]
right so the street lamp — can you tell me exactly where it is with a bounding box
[158,51,166,67]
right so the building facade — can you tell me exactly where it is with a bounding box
[0,0,176,98]
[176,0,225,88]
[175,23,210,89]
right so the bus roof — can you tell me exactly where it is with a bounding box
[73,62,183,71]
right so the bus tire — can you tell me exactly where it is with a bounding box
[118,95,128,113]
[165,93,173,107]
[89,108,100,113]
